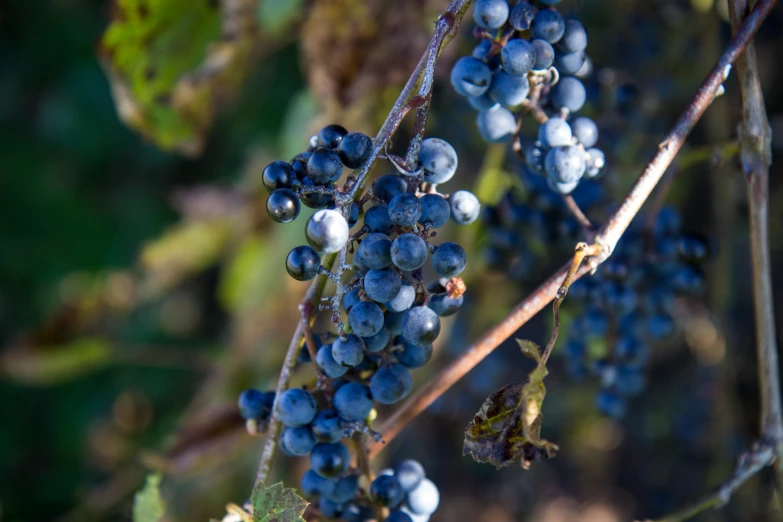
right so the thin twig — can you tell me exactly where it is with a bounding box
[561,195,595,237]
[253,253,337,488]
[541,242,601,365]
[369,0,778,459]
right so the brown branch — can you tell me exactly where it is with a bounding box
[729,0,783,456]
[369,0,779,460]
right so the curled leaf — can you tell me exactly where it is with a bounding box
[463,340,558,469]
[251,482,308,522]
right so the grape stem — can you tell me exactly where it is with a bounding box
[253,252,337,488]
[369,0,778,461]
[251,0,474,491]
[647,0,783,519]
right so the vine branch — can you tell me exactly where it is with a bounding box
[251,0,474,489]
[369,0,779,460]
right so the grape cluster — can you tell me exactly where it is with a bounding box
[451,0,605,194]
[564,209,711,418]
[242,125,477,519]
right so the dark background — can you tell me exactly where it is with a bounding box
[1,0,782,521]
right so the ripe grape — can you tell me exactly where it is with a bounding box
[406,478,440,515]
[310,442,350,478]
[450,56,492,97]
[316,124,348,149]
[500,39,536,76]
[419,194,450,228]
[450,190,481,224]
[262,160,295,192]
[266,188,300,223]
[531,9,565,44]
[538,117,573,148]
[571,117,599,148]
[301,469,336,500]
[388,193,423,226]
[509,2,537,31]
[276,388,317,428]
[545,145,586,183]
[370,363,414,404]
[476,106,516,143]
[370,474,405,508]
[364,268,403,303]
[286,246,321,281]
[431,242,467,277]
[348,302,384,337]
[332,382,373,421]
[391,234,429,271]
[337,132,373,168]
[419,138,458,185]
[280,426,317,456]
[551,76,587,111]
[316,344,349,378]
[402,306,441,346]
[473,0,509,30]
[331,334,366,367]
[307,149,343,185]
[488,70,530,107]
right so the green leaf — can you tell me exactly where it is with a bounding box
[463,340,558,469]
[99,0,256,155]
[133,473,165,522]
[252,482,308,522]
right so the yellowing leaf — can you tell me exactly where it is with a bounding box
[251,482,308,522]
[133,473,165,522]
[99,0,257,155]
[463,340,558,469]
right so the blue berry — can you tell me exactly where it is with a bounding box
[476,106,516,143]
[558,19,588,53]
[332,334,366,367]
[429,293,463,316]
[373,175,408,204]
[333,382,373,421]
[337,132,373,168]
[356,233,393,270]
[299,177,334,209]
[306,209,349,253]
[551,76,586,111]
[384,310,405,335]
[547,177,579,195]
[395,460,425,492]
[419,138,458,185]
[348,302,384,337]
[319,499,342,518]
[370,363,414,404]
[538,117,572,148]
[365,205,393,234]
[386,281,416,313]
[238,389,274,420]
[387,512,414,522]
[363,328,391,353]
[488,70,530,107]
[406,478,440,515]
[370,474,405,508]
[262,161,295,192]
[286,245,321,281]
[311,409,344,443]
[267,188,300,223]
[554,50,586,75]
[501,39,536,76]
[450,190,481,225]
[468,92,498,111]
[280,425,317,456]
[341,288,362,312]
[595,389,627,418]
[419,194,450,228]
[316,344,349,378]
[391,234,429,271]
[584,148,606,179]
[395,341,433,369]
[402,306,441,346]
[307,149,343,185]
[473,0,509,30]
[431,242,467,277]
[328,474,359,504]
[364,268,403,303]
[301,469,336,499]
[531,39,555,70]
[545,145,586,183]
[388,193,422,226]
[316,124,348,149]
[571,117,599,148]
[509,2,537,31]
[310,442,350,478]
[451,56,492,97]
[276,388,317,428]
[531,9,565,44]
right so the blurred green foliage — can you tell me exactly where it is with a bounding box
[1,0,782,521]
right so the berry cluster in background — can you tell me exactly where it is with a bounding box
[241,124,479,520]
[482,172,712,419]
[451,0,605,195]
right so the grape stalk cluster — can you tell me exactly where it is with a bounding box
[451,0,606,194]
[240,124,478,520]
